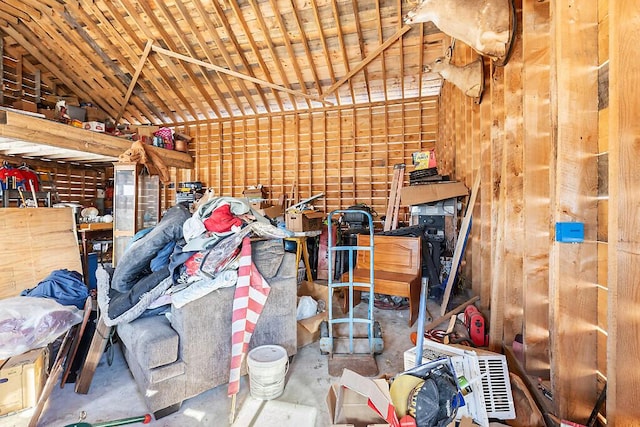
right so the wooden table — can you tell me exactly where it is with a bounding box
[285,230,321,283]
[77,224,113,286]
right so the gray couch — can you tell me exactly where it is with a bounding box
[116,239,297,418]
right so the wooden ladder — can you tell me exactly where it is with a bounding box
[383,163,405,231]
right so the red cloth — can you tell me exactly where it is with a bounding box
[203,204,243,233]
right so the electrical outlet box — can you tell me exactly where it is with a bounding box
[555,222,584,243]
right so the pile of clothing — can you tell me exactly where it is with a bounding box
[99,197,291,326]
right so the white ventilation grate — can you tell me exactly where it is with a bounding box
[477,356,516,419]
[404,341,516,426]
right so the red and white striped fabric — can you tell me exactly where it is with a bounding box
[227,236,271,397]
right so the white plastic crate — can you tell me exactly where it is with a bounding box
[404,340,515,425]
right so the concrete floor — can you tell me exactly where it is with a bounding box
[1,292,443,427]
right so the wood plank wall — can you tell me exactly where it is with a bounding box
[596,0,609,423]
[170,98,439,225]
[437,0,638,424]
[0,155,106,207]
[608,1,640,424]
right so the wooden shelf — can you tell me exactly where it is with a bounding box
[0,110,193,168]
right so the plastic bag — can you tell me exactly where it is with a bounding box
[0,296,83,359]
[296,295,318,320]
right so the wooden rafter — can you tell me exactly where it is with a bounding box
[351,0,371,103]
[0,11,16,25]
[154,0,244,118]
[248,1,299,110]
[397,0,405,98]
[322,26,411,99]
[25,16,127,118]
[419,23,425,98]
[58,8,155,122]
[88,0,182,122]
[112,0,206,121]
[116,40,153,123]
[151,45,333,107]
[287,0,322,97]
[207,1,271,114]
[310,0,339,104]
[130,0,213,121]
[0,2,36,22]
[268,0,311,109]
[187,0,258,116]
[67,0,164,122]
[226,2,284,112]
[3,26,99,114]
[331,0,356,103]
[376,0,389,101]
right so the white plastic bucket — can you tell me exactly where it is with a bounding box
[247,345,289,400]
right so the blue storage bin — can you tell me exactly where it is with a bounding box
[87,252,98,290]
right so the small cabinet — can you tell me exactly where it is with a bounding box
[112,162,160,266]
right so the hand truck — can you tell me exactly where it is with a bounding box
[319,209,383,377]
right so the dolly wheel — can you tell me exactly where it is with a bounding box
[319,321,329,355]
[373,321,384,355]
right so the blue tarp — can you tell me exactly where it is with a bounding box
[20,269,89,309]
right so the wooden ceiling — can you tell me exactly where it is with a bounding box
[0,0,447,126]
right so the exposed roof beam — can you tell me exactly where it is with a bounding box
[268,0,311,109]
[310,0,339,104]
[94,0,187,123]
[331,0,356,103]
[114,0,205,121]
[129,0,213,121]
[376,0,389,101]
[322,25,411,99]
[151,45,333,106]
[186,0,258,116]
[226,2,285,112]
[206,1,271,114]
[152,0,237,119]
[351,0,372,103]
[248,1,299,110]
[397,0,405,98]
[287,0,323,99]
[116,40,153,123]
[66,3,164,122]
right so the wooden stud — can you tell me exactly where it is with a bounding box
[521,0,552,377]
[549,0,599,420]
[607,0,640,423]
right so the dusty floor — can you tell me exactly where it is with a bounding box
[1,289,444,427]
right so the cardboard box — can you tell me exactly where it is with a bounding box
[286,211,325,232]
[297,280,328,348]
[131,125,160,138]
[0,347,48,415]
[250,201,270,210]
[243,187,268,201]
[326,369,398,427]
[412,149,437,170]
[259,204,284,219]
[83,121,105,132]
[84,106,109,122]
[37,108,56,120]
[400,181,468,206]
[12,100,37,113]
